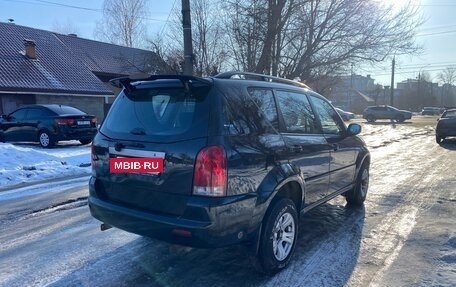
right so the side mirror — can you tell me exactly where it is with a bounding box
[347,123,361,136]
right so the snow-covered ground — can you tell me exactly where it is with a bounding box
[1,116,455,287]
[0,141,91,189]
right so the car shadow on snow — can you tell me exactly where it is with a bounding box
[438,138,456,150]
[50,200,365,287]
[12,141,89,149]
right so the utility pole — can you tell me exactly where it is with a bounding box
[390,57,395,106]
[350,64,353,110]
[418,72,421,108]
[182,0,194,75]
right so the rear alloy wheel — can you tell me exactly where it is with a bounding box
[346,163,369,206]
[436,135,444,144]
[395,115,405,123]
[79,139,92,145]
[256,198,298,275]
[38,131,55,148]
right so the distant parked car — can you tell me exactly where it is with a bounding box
[335,108,355,121]
[421,107,441,116]
[436,109,456,144]
[0,104,97,148]
[362,105,412,123]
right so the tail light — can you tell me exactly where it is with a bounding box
[91,143,100,176]
[55,118,74,125]
[193,145,227,197]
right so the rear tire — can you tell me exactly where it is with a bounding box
[38,130,55,148]
[256,198,298,275]
[346,162,369,206]
[436,135,444,144]
[395,115,405,123]
[366,115,376,122]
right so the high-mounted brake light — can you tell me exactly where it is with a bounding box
[193,145,227,197]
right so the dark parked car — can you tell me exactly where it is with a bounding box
[89,72,370,274]
[421,107,441,116]
[335,107,355,121]
[362,105,412,122]
[0,104,97,148]
[436,109,456,144]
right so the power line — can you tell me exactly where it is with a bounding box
[397,61,456,68]
[159,0,178,37]
[417,29,456,37]
[372,67,449,77]
[419,24,456,32]
[4,0,101,12]
[4,0,169,22]
[358,62,456,75]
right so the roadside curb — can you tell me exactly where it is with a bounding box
[0,173,91,193]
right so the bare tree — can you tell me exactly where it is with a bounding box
[148,0,227,76]
[223,0,422,87]
[52,18,80,35]
[420,70,432,83]
[149,32,183,74]
[438,67,456,86]
[222,0,268,71]
[95,0,147,48]
[438,67,456,107]
[192,0,228,76]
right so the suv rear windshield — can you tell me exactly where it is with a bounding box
[101,82,211,142]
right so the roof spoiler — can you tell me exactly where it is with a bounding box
[109,74,212,93]
[214,71,310,89]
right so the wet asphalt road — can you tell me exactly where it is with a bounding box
[1,116,455,287]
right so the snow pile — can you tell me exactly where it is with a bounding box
[0,142,91,188]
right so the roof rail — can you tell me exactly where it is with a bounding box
[214,71,310,89]
[110,74,212,93]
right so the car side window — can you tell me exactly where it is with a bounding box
[26,108,49,119]
[223,88,278,135]
[275,90,319,134]
[309,95,344,135]
[9,108,28,120]
[248,88,278,126]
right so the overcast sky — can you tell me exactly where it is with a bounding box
[1,0,455,86]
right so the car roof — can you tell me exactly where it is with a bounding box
[112,72,317,98]
[18,104,85,115]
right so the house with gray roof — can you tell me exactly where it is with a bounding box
[0,22,168,121]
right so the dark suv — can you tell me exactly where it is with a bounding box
[363,105,412,122]
[89,72,370,274]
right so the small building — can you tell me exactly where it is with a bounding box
[328,74,376,113]
[0,22,169,121]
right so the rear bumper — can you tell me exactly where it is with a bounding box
[55,127,97,141]
[88,177,260,248]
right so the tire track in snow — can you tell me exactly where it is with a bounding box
[347,130,448,286]
[266,128,443,287]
